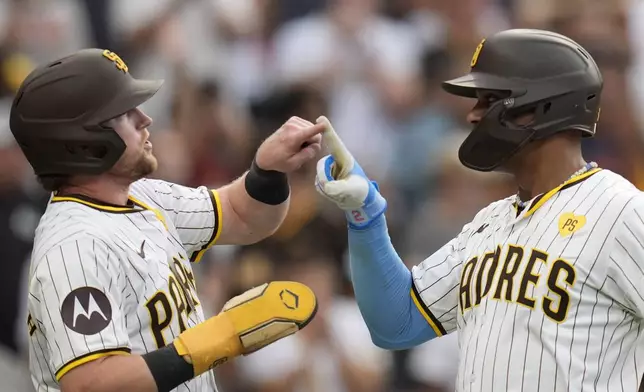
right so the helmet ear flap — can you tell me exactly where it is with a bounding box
[525,90,599,140]
[501,103,538,127]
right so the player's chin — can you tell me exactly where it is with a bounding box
[132,155,158,180]
[144,156,158,175]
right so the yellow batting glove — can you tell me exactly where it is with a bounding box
[173,281,317,375]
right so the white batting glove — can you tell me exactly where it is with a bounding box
[314,116,387,229]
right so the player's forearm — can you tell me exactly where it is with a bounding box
[218,172,289,245]
[60,354,160,392]
[348,215,436,349]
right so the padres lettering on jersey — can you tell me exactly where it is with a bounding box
[26,179,222,392]
[411,169,644,392]
[458,243,576,324]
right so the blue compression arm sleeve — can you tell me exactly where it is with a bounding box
[348,215,438,349]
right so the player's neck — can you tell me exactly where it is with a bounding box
[515,161,584,201]
[58,177,132,206]
[514,140,586,201]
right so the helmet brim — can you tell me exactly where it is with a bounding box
[441,72,522,98]
[122,78,164,109]
[92,78,164,124]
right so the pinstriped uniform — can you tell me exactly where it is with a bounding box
[26,178,222,392]
[411,168,644,391]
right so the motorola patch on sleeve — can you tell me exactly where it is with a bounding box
[60,287,113,335]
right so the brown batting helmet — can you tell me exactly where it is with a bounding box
[442,29,602,172]
[9,48,163,176]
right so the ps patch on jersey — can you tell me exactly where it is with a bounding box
[558,212,586,237]
[61,287,112,335]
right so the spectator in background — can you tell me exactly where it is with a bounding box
[177,78,255,187]
[271,0,424,182]
[405,332,460,392]
[386,47,461,223]
[154,61,256,189]
[0,344,33,392]
[214,0,284,106]
[0,0,90,64]
[109,0,231,129]
[0,3,48,390]
[0,51,42,356]
[77,0,113,49]
[274,0,325,26]
[628,0,644,128]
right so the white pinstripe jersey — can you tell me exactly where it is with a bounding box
[26,178,223,392]
[411,168,644,392]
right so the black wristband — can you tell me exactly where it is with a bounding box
[244,159,289,205]
[142,343,194,392]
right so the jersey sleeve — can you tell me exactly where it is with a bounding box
[410,234,465,335]
[410,201,506,334]
[606,198,644,318]
[28,237,130,381]
[132,178,222,262]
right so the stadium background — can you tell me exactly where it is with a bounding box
[1,0,644,391]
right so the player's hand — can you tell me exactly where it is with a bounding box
[314,116,387,229]
[255,116,325,173]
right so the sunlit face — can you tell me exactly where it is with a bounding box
[107,108,157,181]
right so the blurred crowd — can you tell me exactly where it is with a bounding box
[2,0,644,391]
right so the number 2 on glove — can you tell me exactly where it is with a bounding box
[352,210,366,222]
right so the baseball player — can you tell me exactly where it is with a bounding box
[315,29,644,391]
[10,49,321,392]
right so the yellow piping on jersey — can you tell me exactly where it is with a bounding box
[129,195,168,230]
[191,189,223,263]
[523,168,602,218]
[52,194,169,230]
[55,348,130,381]
[51,196,136,212]
[410,287,446,337]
